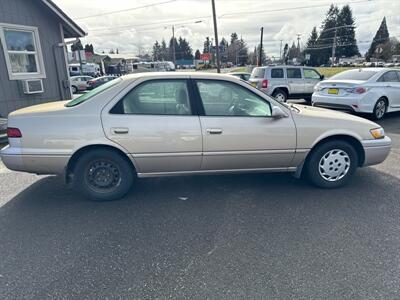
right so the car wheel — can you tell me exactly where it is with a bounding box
[72,86,78,94]
[74,149,135,201]
[372,98,387,120]
[272,89,288,102]
[306,140,358,188]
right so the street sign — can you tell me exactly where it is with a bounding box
[200,53,212,61]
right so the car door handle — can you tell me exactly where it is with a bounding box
[206,128,223,134]
[111,127,129,134]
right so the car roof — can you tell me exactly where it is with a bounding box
[120,71,243,82]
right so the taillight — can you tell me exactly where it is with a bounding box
[7,127,22,138]
[346,87,368,94]
[262,79,268,88]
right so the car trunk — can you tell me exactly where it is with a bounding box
[316,80,365,97]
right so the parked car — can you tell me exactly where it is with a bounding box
[87,76,116,90]
[228,72,251,81]
[70,76,94,94]
[0,72,391,201]
[249,66,324,103]
[0,117,7,143]
[312,68,400,120]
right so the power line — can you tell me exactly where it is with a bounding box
[75,0,180,20]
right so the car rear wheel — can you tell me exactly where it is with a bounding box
[72,85,78,94]
[372,98,387,120]
[272,89,288,102]
[306,140,358,188]
[74,149,134,201]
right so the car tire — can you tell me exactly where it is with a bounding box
[272,89,288,102]
[372,97,387,120]
[72,86,78,94]
[73,149,135,201]
[305,140,358,188]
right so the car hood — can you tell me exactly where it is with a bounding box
[292,104,378,127]
[9,101,70,117]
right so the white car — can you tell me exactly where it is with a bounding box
[70,76,94,94]
[312,68,400,120]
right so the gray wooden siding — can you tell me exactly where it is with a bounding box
[0,0,72,117]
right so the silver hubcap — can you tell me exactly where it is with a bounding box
[275,93,286,102]
[318,149,351,182]
[375,100,386,118]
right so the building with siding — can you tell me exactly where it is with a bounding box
[0,0,85,117]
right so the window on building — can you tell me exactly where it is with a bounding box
[0,24,46,80]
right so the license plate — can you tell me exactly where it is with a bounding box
[328,88,339,95]
[251,82,257,87]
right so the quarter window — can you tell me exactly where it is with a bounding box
[271,68,284,78]
[378,71,399,82]
[304,69,321,79]
[0,24,46,80]
[115,80,192,115]
[196,80,271,117]
[286,68,302,79]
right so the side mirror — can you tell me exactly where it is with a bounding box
[271,106,288,119]
[320,74,325,80]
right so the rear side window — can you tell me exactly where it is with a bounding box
[271,68,284,78]
[304,69,321,79]
[378,71,399,82]
[251,68,266,78]
[330,70,377,81]
[287,68,302,79]
[111,80,192,115]
[66,78,122,107]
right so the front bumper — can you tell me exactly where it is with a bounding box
[361,136,391,167]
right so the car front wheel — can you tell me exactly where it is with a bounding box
[306,140,358,188]
[72,86,78,94]
[73,149,135,201]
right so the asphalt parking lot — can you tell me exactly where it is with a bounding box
[0,111,399,299]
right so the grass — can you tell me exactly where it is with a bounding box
[230,67,247,73]
[315,67,355,78]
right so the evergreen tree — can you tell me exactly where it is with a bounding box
[160,39,168,61]
[288,41,297,60]
[152,41,162,61]
[366,17,390,60]
[169,37,178,60]
[195,49,201,60]
[219,38,229,63]
[203,37,211,53]
[336,5,359,58]
[315,4,339,65]
[304,27,319,66]
[177,37,193,60]
[256,44,267,65]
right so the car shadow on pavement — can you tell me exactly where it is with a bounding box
[1,167,400,298]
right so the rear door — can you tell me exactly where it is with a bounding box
[102,78,202,174]
[378,71,400,108]
[286,68,304,95]
[194,79,296,171]
[303,68,322,94]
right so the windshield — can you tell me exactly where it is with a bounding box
[330,69,378,81]
[251,68,266,79]
[66,78,123,107]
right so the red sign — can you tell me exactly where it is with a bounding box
[200,53,212,61]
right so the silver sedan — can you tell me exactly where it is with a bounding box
[1,72,391,201]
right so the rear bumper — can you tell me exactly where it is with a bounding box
[361,136,391,167]
[312,93,374,113]
[0,145,69,175]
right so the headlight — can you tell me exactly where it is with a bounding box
[370,127,385,139]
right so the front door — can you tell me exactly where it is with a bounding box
[102,79,202,174]
[303,68,322,94]
[286,68,305,95]
[194,79,297,171]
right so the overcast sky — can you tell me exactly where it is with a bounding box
[54,0,399,58]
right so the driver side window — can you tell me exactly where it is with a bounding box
[196,80,271,117]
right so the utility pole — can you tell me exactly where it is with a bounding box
[279,40,283,61]
[211,0,221,73]
[172,25,176,66]
[258,27,264,67]
[296,34,301,60]
[331,27,337,66]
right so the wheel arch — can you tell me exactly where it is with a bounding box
[65,144,137,183]
[297,134,365,178]
[272,86,289,96]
